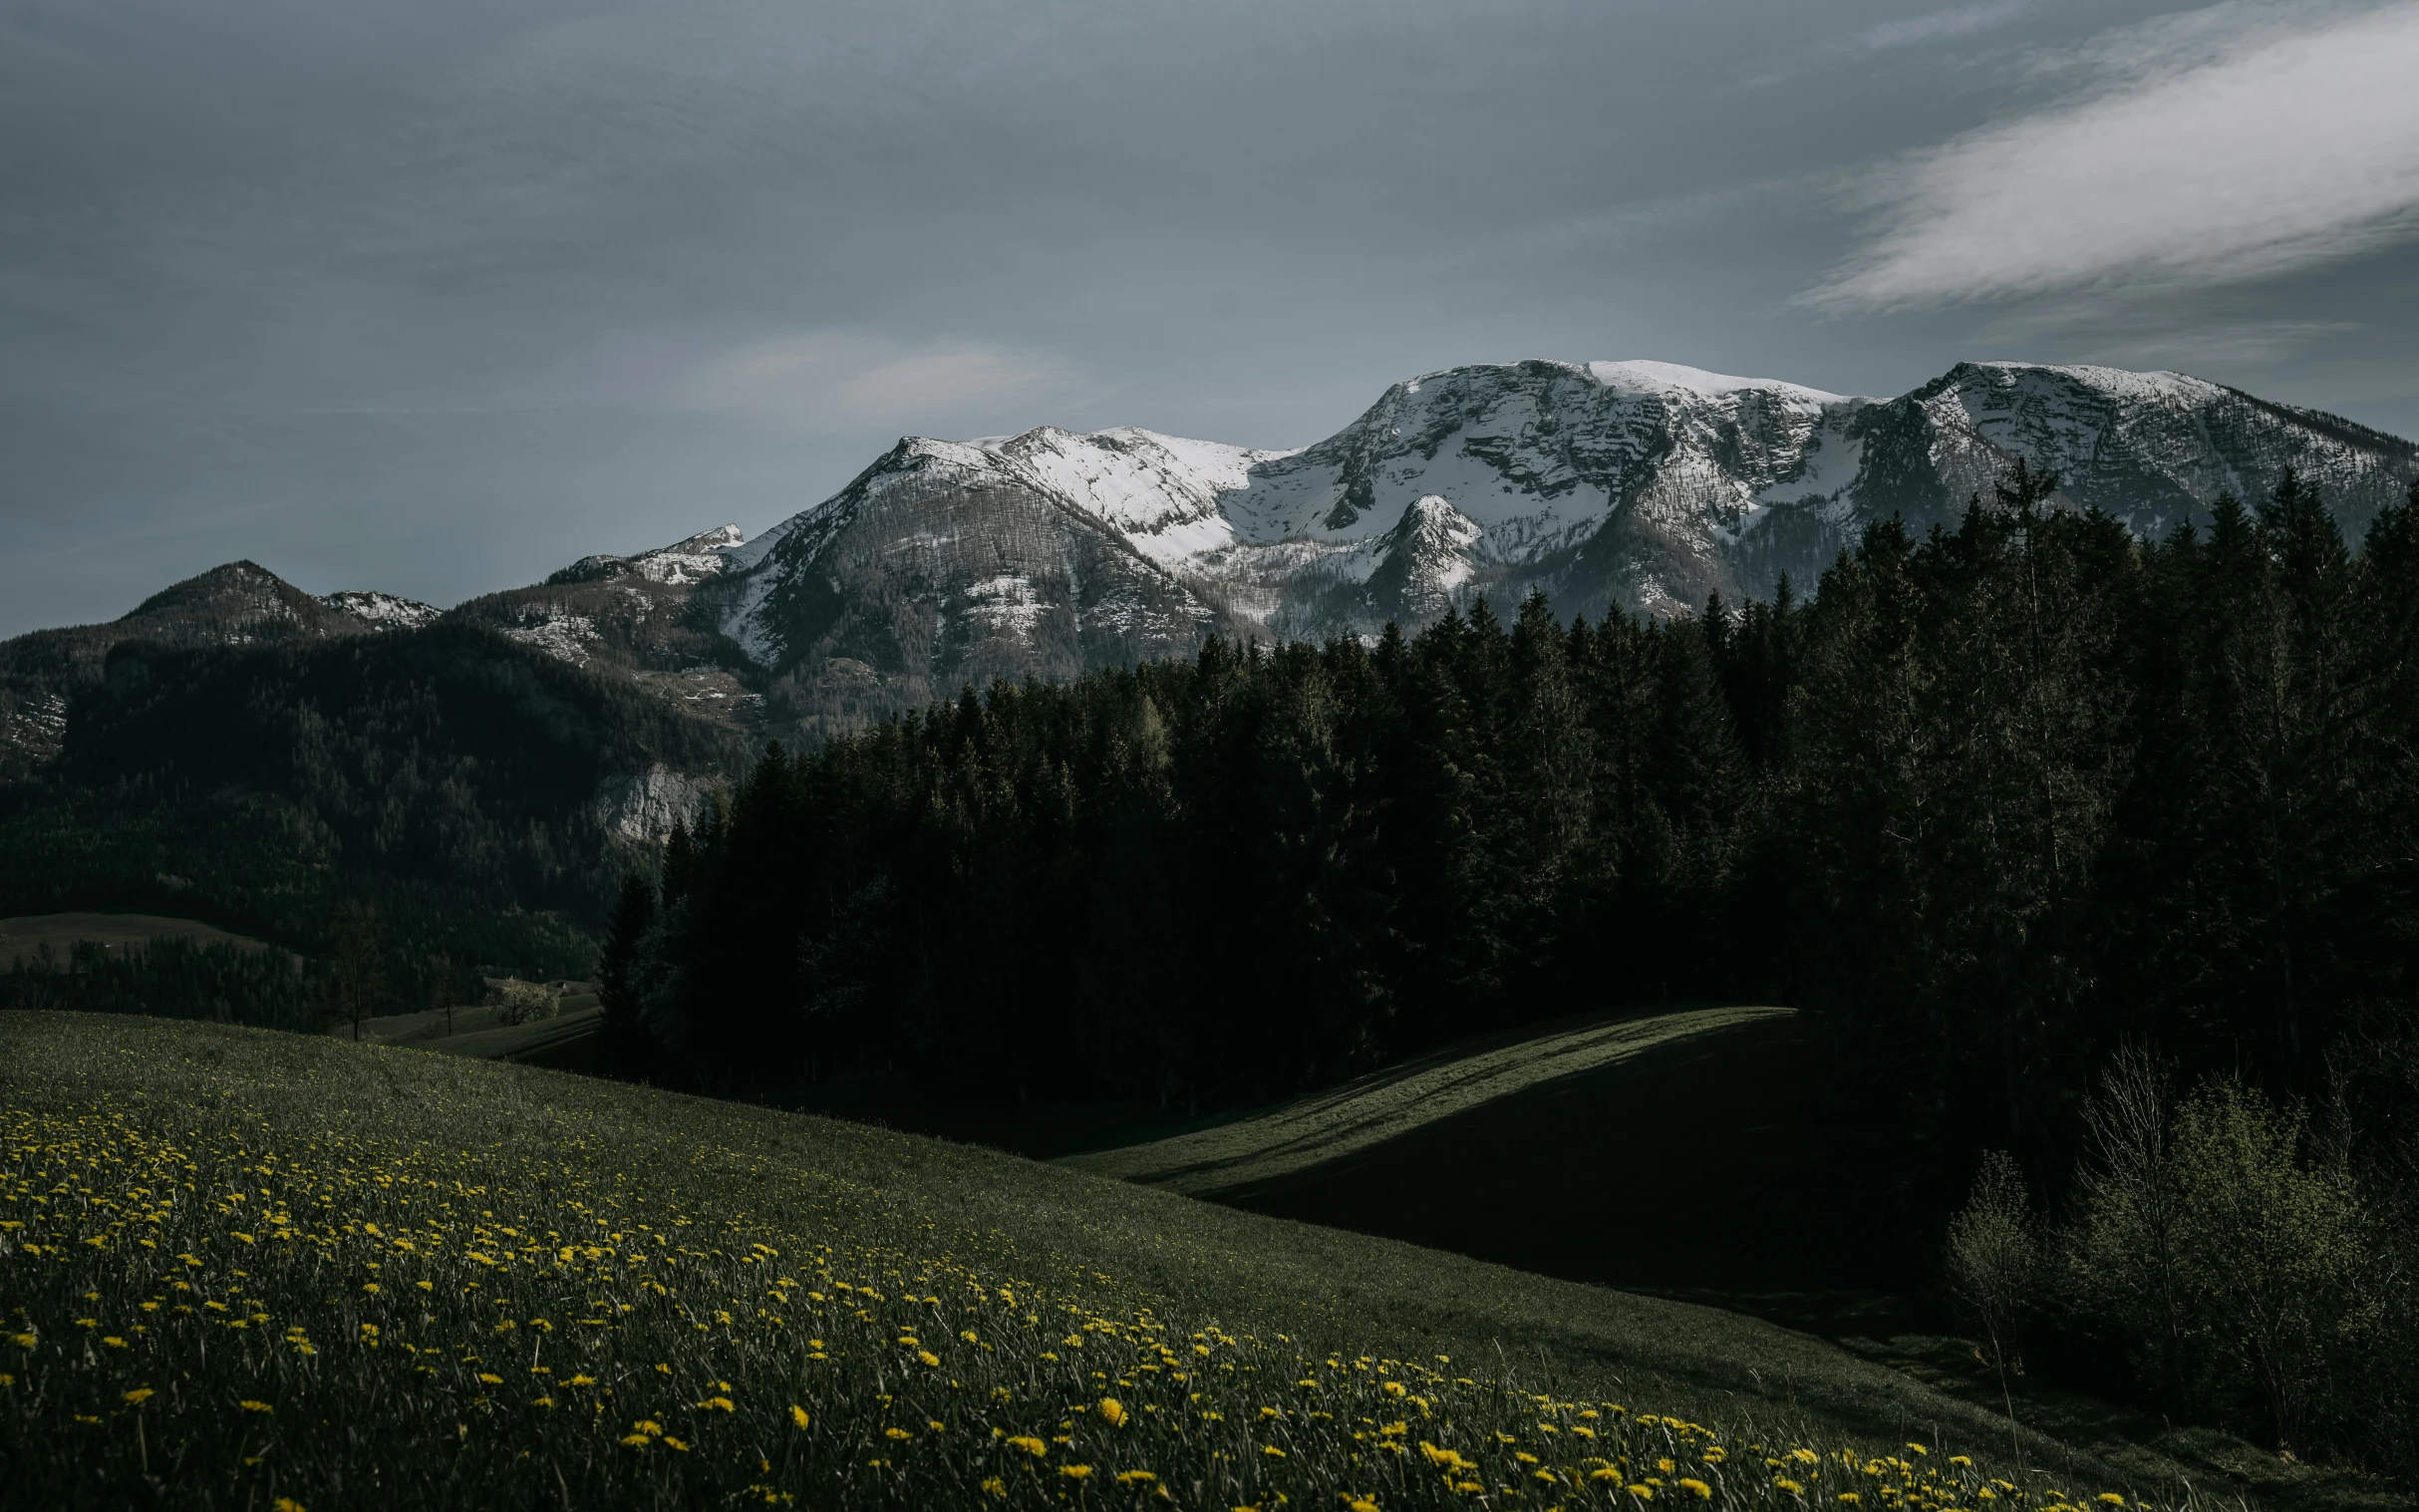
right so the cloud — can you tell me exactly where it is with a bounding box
[665,330,1079,435]
[1803,1,2419,313]
[1858,1,2028,52]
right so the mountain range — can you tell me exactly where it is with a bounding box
[7,355,2416,800]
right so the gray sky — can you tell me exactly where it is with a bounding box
[6,0,2417,636]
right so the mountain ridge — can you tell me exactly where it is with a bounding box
[6,358,2415,764]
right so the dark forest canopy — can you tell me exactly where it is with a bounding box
[608,468,2419,1195]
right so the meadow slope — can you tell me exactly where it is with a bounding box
[0,1013,2262,1509]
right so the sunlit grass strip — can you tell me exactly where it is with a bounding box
[2,1104,2178,1510]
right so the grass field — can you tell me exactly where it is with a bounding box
[0,1011,2335,1511]
[0,912,287,966]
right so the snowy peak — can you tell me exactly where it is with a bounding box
[1368,495,1485,619]
[549,523,748,587]
[1583,359,1848,406]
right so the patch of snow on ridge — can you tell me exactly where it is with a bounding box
[1586,360,1848,405]
[1962,362,2226,407]
[960,574,1047,640]
[322,590,442,629]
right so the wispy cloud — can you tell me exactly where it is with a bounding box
[665,330,1079,436]
[1803,1,2419,313]
[1858,1,2028,52]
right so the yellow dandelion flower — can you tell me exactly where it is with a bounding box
[917,1351,940,1367]
[9,1335,33,1350]
[123,1387,154,1404]
[663,1436,690,1452]
[1059,1465,1092,1480]
[1099,1397,1127,1427]
[1008,1435,1049,1457]
[884,1426,912,1441]
[477,1373,502,1385]
[240,1400,274,1413]
[981,1478,1006,1497]
[790,1404,810,1429]
[102,1337,128,1350]
[273,1500,306,1512]
[1263,1445,1287,1458]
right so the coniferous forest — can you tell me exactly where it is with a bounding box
[609,467,2416,1146]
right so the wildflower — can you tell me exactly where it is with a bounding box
[123,1387,154,1404]
[2097,1499,2126,1507]
[102,1337,128,1349]
[885,1426,912,1441]
[1264,1445,1287,1458]
[663,1436,690,1451]
[1119,1471,1159,1486]
[790,1404,810,1429]
[918,1350,941,1367]
[569,1374,596,1387]
[240,1400,274,1413]
[9,1335,33,1349]
[1060,1465,1093,1480]
[478,1373,502,1385]
[1778,1479,1805,1495]
[981,1479,1006,1497]
[1100,1397,1128,1426]
[1007,1435,1049,1457]
[273,1500,306,1512]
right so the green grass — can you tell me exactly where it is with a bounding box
[1061,1007,1795,1197]
[0,1011,2332,1511]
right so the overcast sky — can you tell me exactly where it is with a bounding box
[6,0,2417,635]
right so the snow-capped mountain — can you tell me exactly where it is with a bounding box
[709,359,2419,725]
[8,358,2415,764]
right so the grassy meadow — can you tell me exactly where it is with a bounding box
[0,1012,2259,1510]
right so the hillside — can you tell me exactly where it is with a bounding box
[1064,1005,1792,1195]
[1061,1006,1850,1293]
[0,621,750,981]
[0,1011,2334,1511]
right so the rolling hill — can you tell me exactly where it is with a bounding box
[1063,1006,1863,1295]
[0,1010,2335,1511]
